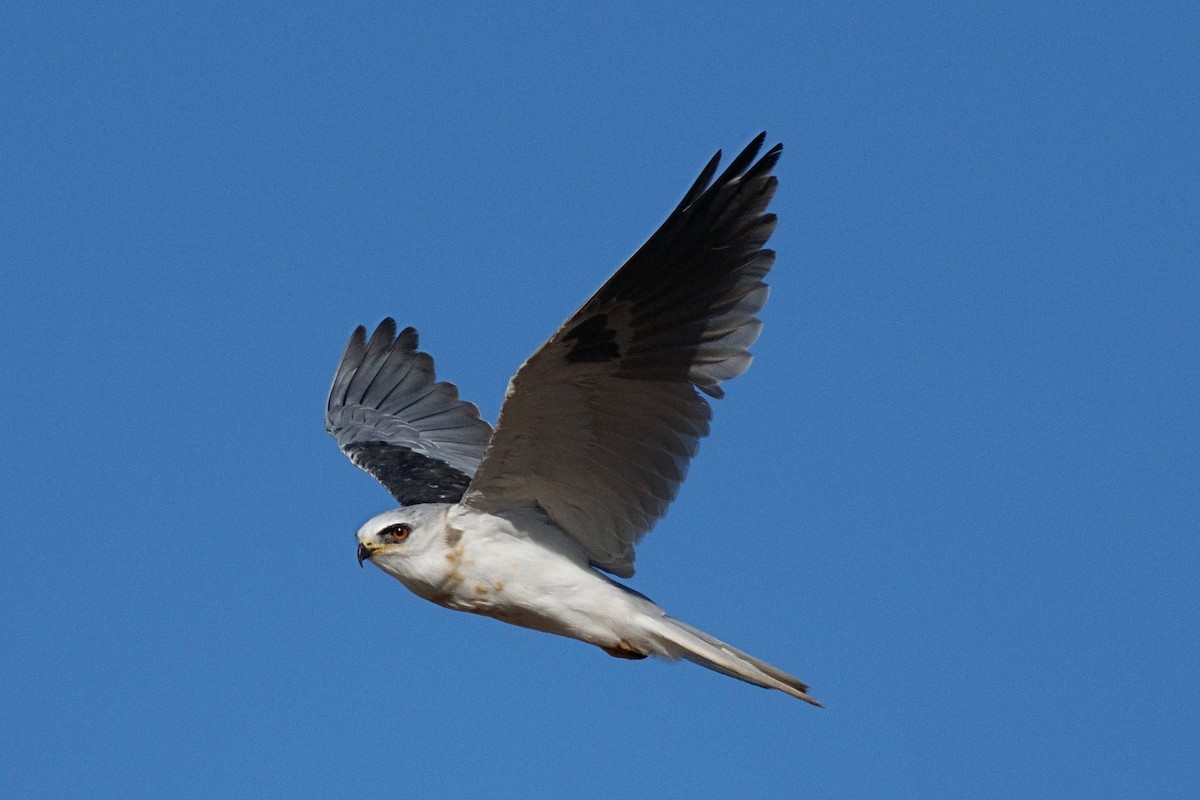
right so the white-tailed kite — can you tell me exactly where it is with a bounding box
[327,133,820,705]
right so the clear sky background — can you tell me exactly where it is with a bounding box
[2,3,1197,798]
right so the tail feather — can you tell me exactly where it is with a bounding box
[651,617,823,707]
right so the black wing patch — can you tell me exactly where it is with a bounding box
[343,442,474,504]
[563,314,621,364]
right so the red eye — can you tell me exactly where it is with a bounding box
[385,523,411,543]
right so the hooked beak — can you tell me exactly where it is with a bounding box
[357,542,374,568]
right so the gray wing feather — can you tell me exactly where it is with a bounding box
[326,319,493,505]
[463,134,781,577]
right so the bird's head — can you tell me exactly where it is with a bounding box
[356,506,448,575]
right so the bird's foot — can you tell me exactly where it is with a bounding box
[601,640,648,660]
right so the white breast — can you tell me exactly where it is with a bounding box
[416,506,645,645]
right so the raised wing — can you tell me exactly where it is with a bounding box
[463,133,781,577]
[326,319,494,505]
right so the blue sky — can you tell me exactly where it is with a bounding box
[2,3,1197,798]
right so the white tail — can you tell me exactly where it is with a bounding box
[651,616,823,706]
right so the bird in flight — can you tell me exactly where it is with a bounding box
[326,133,820,705]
